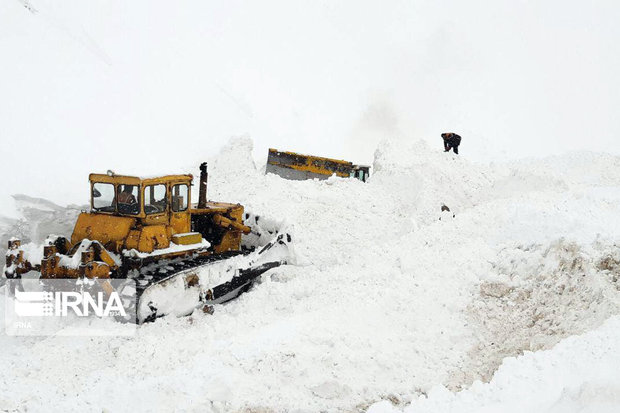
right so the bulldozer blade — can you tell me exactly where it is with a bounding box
[205,261,283,304]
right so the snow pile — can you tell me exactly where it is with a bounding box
[466,239,620,383]
[1,138,620,412]
[371,139,494,224]
[508,151,620,187]
[0,194,85,263]
[368,316,620,413]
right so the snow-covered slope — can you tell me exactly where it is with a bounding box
[369,316,620,413]
[1,138,619,412]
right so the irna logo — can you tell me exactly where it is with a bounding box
[14,290,127,318]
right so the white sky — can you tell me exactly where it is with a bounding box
[1,0,619,217]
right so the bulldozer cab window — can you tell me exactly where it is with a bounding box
[117,184,139,215]
[92,183,115,212]
[171,184,189,212]
[144,184,167,214]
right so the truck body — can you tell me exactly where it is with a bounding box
[266,148,370,182]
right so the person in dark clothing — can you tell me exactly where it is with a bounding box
[118,185,137,205]
[441,132,461,154]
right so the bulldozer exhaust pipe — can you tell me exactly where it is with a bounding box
[198,162,208,208]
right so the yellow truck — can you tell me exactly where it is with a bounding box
[266,148,370,182]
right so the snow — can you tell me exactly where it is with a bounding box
[56,240,122,269]
[136,233,295,321]
[0,195,84,266]
[20,241,44,265]
[123,239,211,259]
[1,137,620,412]
[368,316,620,413]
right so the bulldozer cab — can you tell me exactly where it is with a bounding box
[349,166,370,182]
[90,173,192,231]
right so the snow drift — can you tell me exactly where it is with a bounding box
[368,316,620,413]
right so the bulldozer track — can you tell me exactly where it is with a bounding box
[131,250,248,296]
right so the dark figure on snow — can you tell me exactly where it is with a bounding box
[441,132,461,154]
[439,204,455,220]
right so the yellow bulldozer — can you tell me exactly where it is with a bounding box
[4,163,292,323]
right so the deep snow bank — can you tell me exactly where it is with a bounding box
[369,316,620,413]
[1,138,619,412]
[0,195,84,271]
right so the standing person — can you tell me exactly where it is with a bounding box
[441,132,462,154]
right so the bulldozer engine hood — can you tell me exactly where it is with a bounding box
[71,212,136,247]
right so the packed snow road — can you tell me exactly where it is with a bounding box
[1,138,619,412]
